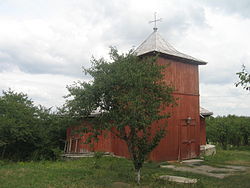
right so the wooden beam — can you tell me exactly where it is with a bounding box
[68,139,72,153]
[75,139,78,153]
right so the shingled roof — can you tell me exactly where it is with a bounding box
[134,30,207,65]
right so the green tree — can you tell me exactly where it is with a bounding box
[206,116,230,149]
[0,89,69,160]
[65,48,175,184]
[29,106,69,160]
[236,64,250,90]
[0,89,39,160]
[206,115,250,149]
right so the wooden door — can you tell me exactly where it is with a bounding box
[179,118,197,159]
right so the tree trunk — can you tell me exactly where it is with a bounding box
[136,168,141,185]
[243,135,248,146]
[1,145,6,159]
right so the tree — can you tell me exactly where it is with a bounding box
[0,89,39,160]
[65,48,175,184]
[206,115,250,149]
[236,64,250,90]
[0,89,69,160]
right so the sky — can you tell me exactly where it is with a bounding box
[0,0,249,116]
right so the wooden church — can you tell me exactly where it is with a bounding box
[65,27,213,161]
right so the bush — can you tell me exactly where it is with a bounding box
[0,89,70,161]
[206,115,250,149]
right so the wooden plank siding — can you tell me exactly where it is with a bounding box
[200,117,207,145]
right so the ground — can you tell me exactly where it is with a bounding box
[0,147,250,188]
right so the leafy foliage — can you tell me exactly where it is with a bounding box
[65,48,175,183]
[206,115,250,149]
[236,64,250,91]
[0,89,70,161]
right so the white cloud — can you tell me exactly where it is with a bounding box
[0,0,249,116]
[0,17,93,76]
[200,83,250,116]
[184,7,250,116]
[203,0,250,18]
[0,68,84,109]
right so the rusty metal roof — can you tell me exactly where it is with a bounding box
[134,30,207,65]
[200,107,213,117]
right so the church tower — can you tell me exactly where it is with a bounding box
[134,28,207,160]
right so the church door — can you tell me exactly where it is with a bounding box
[179,118,197,159]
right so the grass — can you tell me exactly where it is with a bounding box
[0,148,250,188]
[203,147,250,166]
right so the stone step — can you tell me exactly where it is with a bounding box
[159,175,197,184]
[200,144,216,156]
[61,152,114,159]
[181,159,204,164]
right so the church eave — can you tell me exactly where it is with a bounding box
[137,51,207,65]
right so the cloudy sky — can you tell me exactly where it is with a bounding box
[0,0,249,116]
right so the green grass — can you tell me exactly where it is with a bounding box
[203,147,250,166]
[0,148,250,188]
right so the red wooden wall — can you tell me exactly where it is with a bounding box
[200,117,206,145]
[66,56,202,161]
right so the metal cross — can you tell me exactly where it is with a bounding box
[149,12,162,31]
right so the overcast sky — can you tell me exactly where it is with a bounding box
[0,0,250,116]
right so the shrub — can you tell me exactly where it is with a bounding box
[0,90,69,161]
[206,115,250,149]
